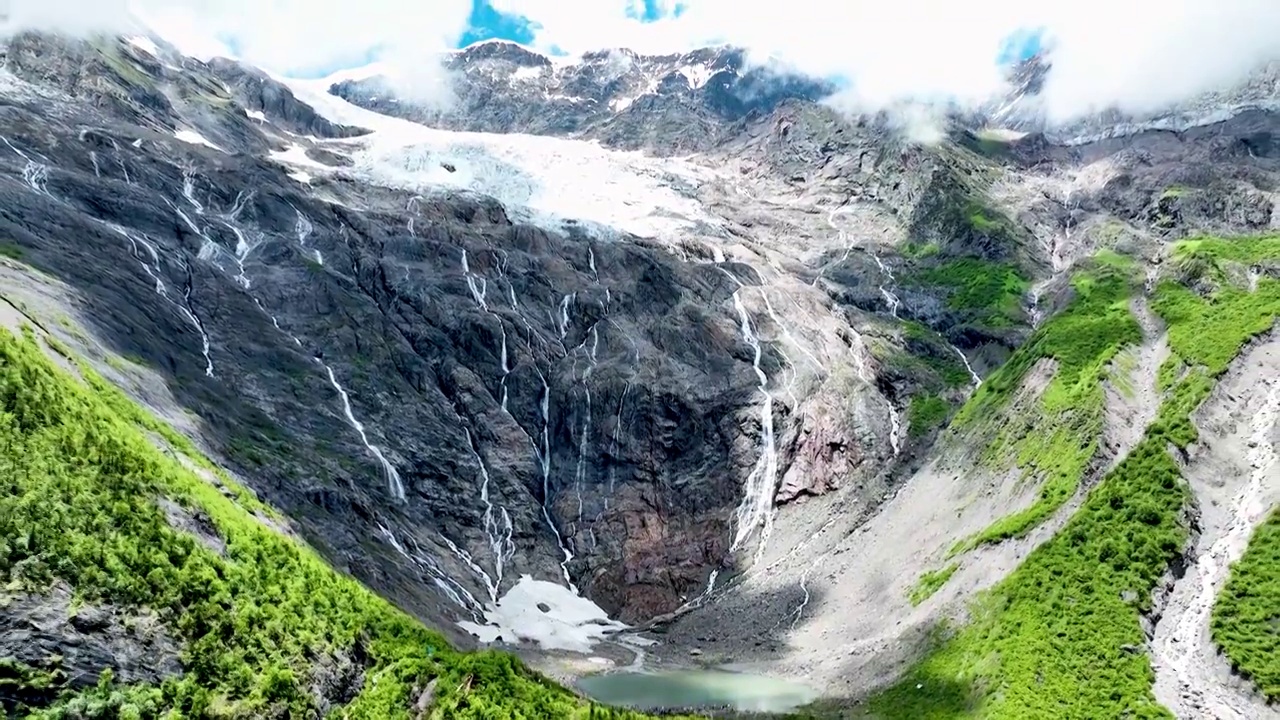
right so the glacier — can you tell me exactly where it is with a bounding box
[277,68,725,240]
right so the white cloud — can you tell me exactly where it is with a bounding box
[2,0,472,106]
[4,0,1280,125]
[1,0,136,36]
[493,0,1280,124]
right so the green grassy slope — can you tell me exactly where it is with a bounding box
[1193,237,1280,703]
[859,238,1280,719]
[0,325,691,720]
[1214,511,1280,701]
[951,251,1143,551]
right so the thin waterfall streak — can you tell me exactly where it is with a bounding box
[323,364,406,501]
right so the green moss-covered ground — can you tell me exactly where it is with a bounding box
[909,259,1029,328]
[908,564,959,606]
[1213,510,1280,701]
[0,326,689,720]
[857,237,1279,719]
[949,252,1142,550]
[907,394,953,439]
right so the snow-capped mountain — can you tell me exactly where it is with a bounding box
[1,23,1278,720]
[985,50,1280,145]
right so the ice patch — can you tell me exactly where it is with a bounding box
[173,129,223,152]
[126,36,159,57]
[279,69,720,239]
[270,143,330,170]
[270,144,330,186]
[457,575,628,653]
[244,108,267,122]
[512,66,544,81]
[678,64,715,90]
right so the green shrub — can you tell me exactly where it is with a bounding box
[909,564,958,606]
[861,237,1279,718]
[1213,511,1280,700]
[950,255,1142,549]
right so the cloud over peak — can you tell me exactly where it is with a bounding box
[4,0,1280,125]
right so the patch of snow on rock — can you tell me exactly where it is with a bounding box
[173,129,223,152]
[269,143,331,171]
[457,575,628,653]
[512,66,544,81]
[679,64,715,90]
[126,36,159,57]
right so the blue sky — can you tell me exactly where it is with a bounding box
[454,0,687,50]
[457,0,537,47]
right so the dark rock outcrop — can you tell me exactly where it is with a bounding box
[0,584,182,711]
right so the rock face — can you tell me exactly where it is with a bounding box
[0,583,182,708]
[985,49,1280,145]
[330,42,833,153]
[0,31,891,637]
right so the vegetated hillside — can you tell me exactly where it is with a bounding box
[0,319,695,719]
[1216,509,1280,701]
[855,235,1280,718]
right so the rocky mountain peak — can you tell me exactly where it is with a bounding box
[329,42,833,153]
[450,39,554,69]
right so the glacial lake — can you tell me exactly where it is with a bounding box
[578,669,819,713]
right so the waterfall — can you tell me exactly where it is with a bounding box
[2,136,51,198]
[535,369,577,592]
[109,139,131,184]
[105,222,218,378]
[181,167,205,215]
[462,249,489,310]
[558,293,574,340]
[461,248,517,411]
[89,151,101,178]
[871,252,901,318]
[463,428,515,602]
[406,196,421,237]
[179,273,215,378]
[571,326,599,529]
[950,343,983,388]
[292,207,322,265]
[21,161,49,196]
[220,222,258,290]
[499,328,511,411]
[322,363,406,501]
[727,288,779,565]
[377,523,482,619]
[887,401,903,456]
[109,225,167,297]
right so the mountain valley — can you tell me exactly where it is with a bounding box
[0,25,1277,720]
